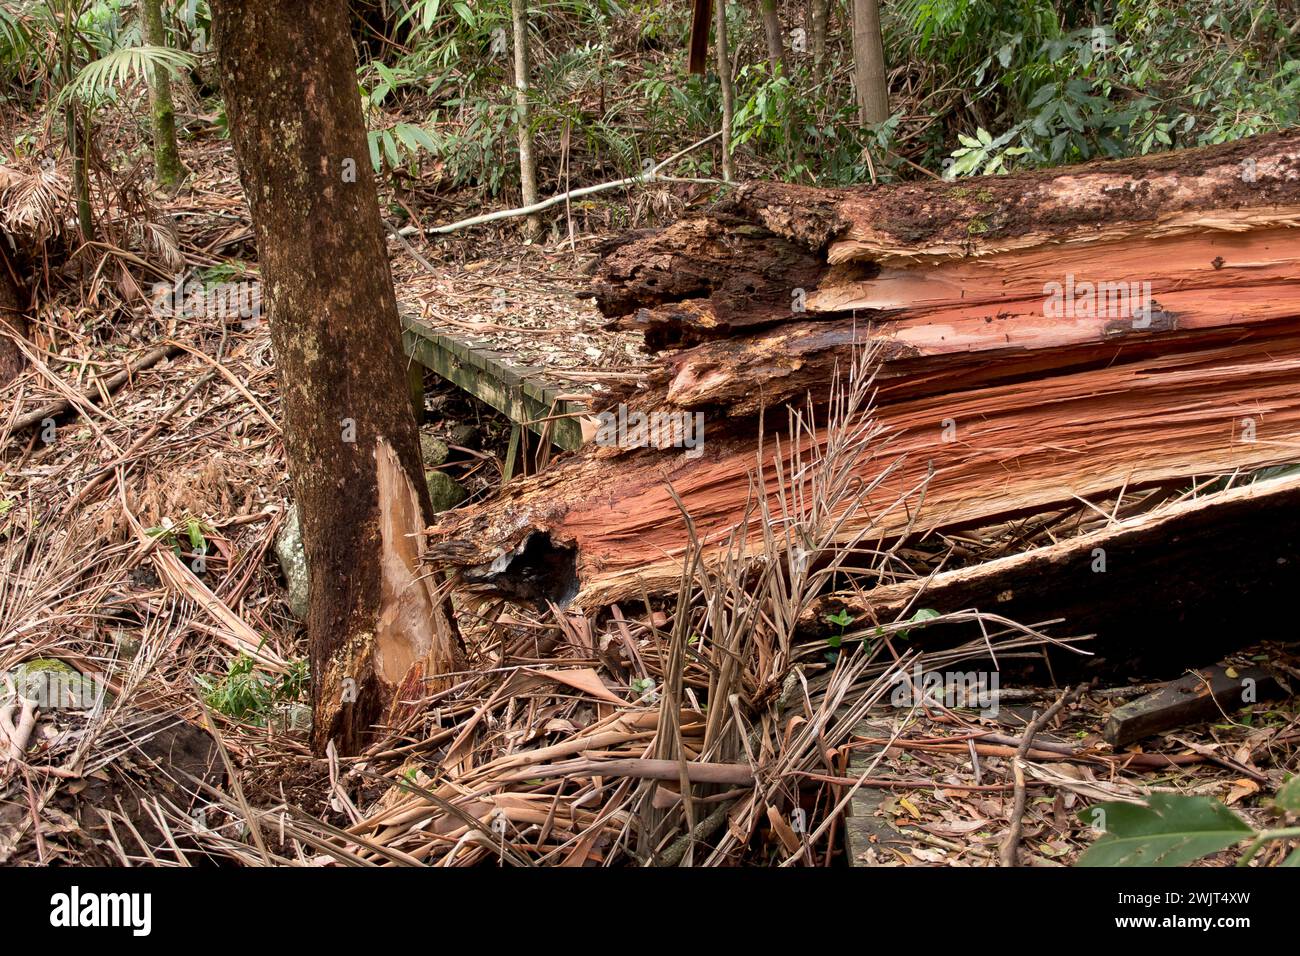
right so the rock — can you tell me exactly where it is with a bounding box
[449,423,481,449]
[274,504,310,621]
[426,470,467,513]
[5,659,109,710]
[421,433,450,468]
[113,629,142,662]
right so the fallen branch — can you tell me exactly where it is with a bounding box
[403,131,726,236]
[0,676,38,772]
[6,343,182,435]
[503,756,754,786]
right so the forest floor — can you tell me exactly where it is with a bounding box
[2,122,1299,867]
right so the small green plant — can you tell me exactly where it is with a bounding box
[823,608,855,663]
[630,676,657,702]
[899,608,941,640]
[146,515,211,561]
[1078,777,1300,867]
[198,654,308,726]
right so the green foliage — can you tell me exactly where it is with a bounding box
[1078,790,1300,867]
[199,654,309,726]
[1077,794,1252,866]
[146,515,211,560]
[59,43,196,106]
[888,1,1300,176]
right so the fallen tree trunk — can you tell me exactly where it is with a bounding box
[428,133,1300,609]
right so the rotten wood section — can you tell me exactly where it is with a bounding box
[426,132,1300,610]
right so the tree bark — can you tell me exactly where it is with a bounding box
[714,0,736,181]
[688,0,712,75]
[140,0,183,191]
[810,0,829,75]
[759,0,785,75]
[851,0,889,124]
[510,0,540,240]
[210,0,460,755]
[0,247,26,387]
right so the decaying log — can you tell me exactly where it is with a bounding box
[428,133,1300,610]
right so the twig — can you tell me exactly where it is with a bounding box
[999,684,1082,866]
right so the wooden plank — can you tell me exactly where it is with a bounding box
[399,312,594,452]
[1103,665,1284,747]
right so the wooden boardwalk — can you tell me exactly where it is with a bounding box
[400,311,596,456]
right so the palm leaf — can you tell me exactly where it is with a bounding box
[59,44,197,105]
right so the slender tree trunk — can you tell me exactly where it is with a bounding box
[714,0,735,181]
[140,0,183,190]
[851,0,889,124]
[510,0,540,239]
[759,0,785,74]
[60,29,94,242]
[210,0,460,755]
[810,0,829,75]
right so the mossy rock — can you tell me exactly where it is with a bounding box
[274,504,310,621]
[426,470,467,513]
[421,433,450,468]
[7,659,110,709]
[449,423,481,450]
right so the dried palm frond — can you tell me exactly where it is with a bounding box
[0,161,71,242]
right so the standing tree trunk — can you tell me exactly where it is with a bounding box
[810,0,829,76]
[759,0,785,75]
[140,0,183,190]
[851,0,889,124]
[210,0,460,755]
[509,0,540,239]
[714,0,736,181]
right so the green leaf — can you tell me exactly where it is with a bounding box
[1283,848,1300,867]
[1274,774,1300,812]
[60,45,197,105]
[452,1,475,27]
[1077,795,1252,867]
[1027,83,1057,110]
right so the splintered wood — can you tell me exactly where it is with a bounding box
[426,132,1300,608]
